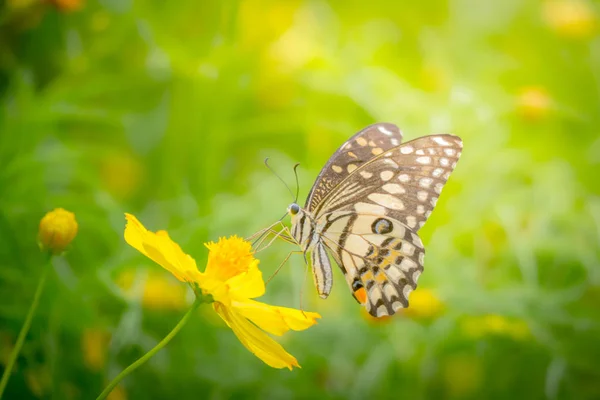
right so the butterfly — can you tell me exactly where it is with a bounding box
[285,123,462,317]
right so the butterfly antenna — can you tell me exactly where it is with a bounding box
[265,158,295,200]
[293,163,300,203]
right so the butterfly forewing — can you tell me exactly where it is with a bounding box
[305,123,403,212]
[315,134,463,231]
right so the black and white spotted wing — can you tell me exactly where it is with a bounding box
[317,211,425,317]
[314,134,463,231]
[288,123,462,317]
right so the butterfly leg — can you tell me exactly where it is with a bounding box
[265,250,304,286]
[255,224,296,253]
[246,220,285,243]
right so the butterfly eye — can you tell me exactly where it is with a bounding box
[288,203,300,215]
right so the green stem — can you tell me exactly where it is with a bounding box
[0,254,52,398]
[95,295,204,400]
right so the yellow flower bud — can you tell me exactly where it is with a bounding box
[38,208,78,254]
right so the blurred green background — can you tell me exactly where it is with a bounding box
[1,0,600,399]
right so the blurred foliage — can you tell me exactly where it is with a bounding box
[0,0,599,399]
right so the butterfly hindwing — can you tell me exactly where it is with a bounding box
[305,123,403,212]
[317,211,424,317]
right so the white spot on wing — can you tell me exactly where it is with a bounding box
[377,125,394,136]
[360,171,373,179]
[382,183,405,194]
[368,193,405,210]
[416,156,431,165]
[417,191,428,202]
[419,177,433,188]
[355,202,387,215]
[402,285,414,300]
[415,149,425,155]
[398,174,410,183]
[401,242,415,256]
[332,165,342,173]
[413,271,422,287]
[380,170,394,181]
[432,168,444,177]
[434,182,444,193]
[411,233,423,248]
[376,305,389,317]
[440,158,450,166]
[400,146,414,154]
[444,148,456,156]
[391,138,399,146]
[406,215,417,228]
[347,164,358,173]
[433,136,451,146]
[383,158,399,168]
[356,137,368,146]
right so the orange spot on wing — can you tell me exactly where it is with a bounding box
[354,287,367,304]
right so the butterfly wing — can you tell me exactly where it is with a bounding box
[315,134,463,230]
[316,211,424,317]
[311,132,462,316]
[305,123,403,212]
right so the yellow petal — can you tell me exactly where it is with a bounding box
[213,303,300,370]
[225,259,265,299]
[124,214,201,283]
[232,299,321,336]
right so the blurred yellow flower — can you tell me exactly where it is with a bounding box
[100,153,143,200]
[360,288,444,323]
[516,86,552,121]
[81,328,111,371]
[462,314,530,340]
[402,288,445,319]
[47,0,83,12]
[106,384,127,400]
[38,208,78,254]
[124,213,321,370]
[24,367,51,398]
[116,269,188,311]
[543,0,598,38]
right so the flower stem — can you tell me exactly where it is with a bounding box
[95,295,204,400]
[0,253,52,398]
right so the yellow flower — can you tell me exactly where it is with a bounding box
[38,208,78,254]
[402,288,445,319]
[462,314,530,340]
[124,213,321,370]
[543,0,598,38]
[516,86,552,121]
[81,328,111,371]
[116,269,188,311]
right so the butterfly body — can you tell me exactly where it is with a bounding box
[288,123,462,317]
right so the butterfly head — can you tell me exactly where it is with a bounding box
[287,203,301,216]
